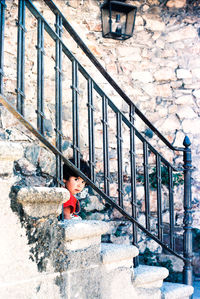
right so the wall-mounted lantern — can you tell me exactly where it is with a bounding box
[101,0,137,40]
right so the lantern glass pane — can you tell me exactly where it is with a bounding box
[126,12,135,36]
[111,12,126,36]
[101,8,110,37]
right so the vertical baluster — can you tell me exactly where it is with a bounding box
[87,78,95,182]
[116,112,123,208]
[169,165,175,250]
[16,0,26,115]
[183,136,193,286]
[55,14,63,184]
[143,141,150,230]
[36,18,44,135]
[0,0,6,94]
[71,60,80,168]
[102,95,110,195]
[156,155,163,241]
[130,104,139,267]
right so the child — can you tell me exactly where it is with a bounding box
[61,158,90,220]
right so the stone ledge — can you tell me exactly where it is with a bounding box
[101,243,139,264]
[60,220,109,251]
[17,187,69,217]
[133,265,169,288]
[161,282,194,299]
[61,220,109,241]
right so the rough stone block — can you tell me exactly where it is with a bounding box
[161,282,194,299]
[62,220,109,244]
[63,243,100,271]
[0,160,14,176]
[132,71,153,83]
[17,187,69,217]
[135,287,161,299]
[0,273,61,299]
[166,0,186,9]
[101,243,139,270]
[65,267,102,299]
[167,26,197,43]
[0,141,23,161]
[144,18,165,32]
[133,265,169,288]
[101,266,137,299]
[83,195,105,212]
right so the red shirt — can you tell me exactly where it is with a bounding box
[63,193,80,215]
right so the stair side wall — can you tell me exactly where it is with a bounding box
[0,141,63,298]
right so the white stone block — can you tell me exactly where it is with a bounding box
[161,282,194,299]
[167,26,197,43]
[0,141,23,161]
[133,265,169,288]
[176,69,192,79]
[144,18,165,32]
[175,95,194,105]
[193,89,200,98]
[132,71,153,83]
[176,106,197,119]
[61,220,109,250]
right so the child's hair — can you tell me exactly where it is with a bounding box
[63,157,91,181]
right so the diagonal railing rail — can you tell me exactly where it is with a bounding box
[0,0,193,286]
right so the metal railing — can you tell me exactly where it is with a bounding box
[0,0,193,285]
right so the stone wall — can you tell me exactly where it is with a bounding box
[0,137,67,298]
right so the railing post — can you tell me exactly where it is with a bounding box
[55,13,63,185]
[0,0,6,94]
[16,0,26,115]
[129,104,139,267]
[183,136,193,286]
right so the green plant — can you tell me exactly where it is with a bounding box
[137,166,184,190]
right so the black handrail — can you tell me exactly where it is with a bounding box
[0,92,186,262]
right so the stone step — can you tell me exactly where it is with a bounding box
[100,243,139,269]
[132,265,169,299]
[61,220,109,250]
[161,282,194,299]
[100,245,170,299]
[133,265,169,288]
[100,243,139,299]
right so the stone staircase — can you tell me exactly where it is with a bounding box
[16,186,194,299]
[0,140,194,299]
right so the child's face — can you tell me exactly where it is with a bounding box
[63,176,86,195]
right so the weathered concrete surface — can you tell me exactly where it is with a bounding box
[58,220,109,299]
[161,282,194,299]
[133,265,169,288]
[101,243,139,270]
[100,243,139,299]
[17,186,69,217]
[0,176,63,299]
